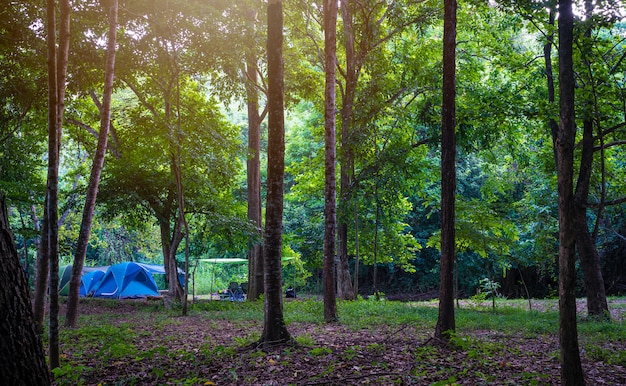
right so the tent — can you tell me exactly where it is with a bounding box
[92,262,160,299]
[80,270,105,297]
[136,262,185,287]
[58,265,75,296]
[59,265,107,297]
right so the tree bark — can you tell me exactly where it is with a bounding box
[556,0,586,383]
[158,216,185,300]
[575,117,609,320]
[260,0,291,347]
[543,8,560,167]
[0,194,51,386]
[323,0,339,323]
[337,0,357,300]
[244,10,264,301]
[66,0,118,328]
[44,0,71,371]
[32,197,49,333]
[574,0,609,320]
[435,0,456,341]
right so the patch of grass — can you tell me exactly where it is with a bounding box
[455,306,558,335]
[294,333,315,347]
[579,317,626,342]
[338,299,438,328]
[234,332,260,347]
[366,342,386,354]
[586,344,626,366]
[191,299,264,320]
[308,346,332,356]
[51,364,90,386]
[285,300,323,323]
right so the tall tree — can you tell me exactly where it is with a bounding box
[0,194,50,386]
[574,0,609,320]
[556,0,585,383]
[41,0,71,370]
[435,0,457,341]
[337,0,357,300]
[244,7,265,302]
[65,0,118,328]
[260,0,291,347]
[323,0,339,323]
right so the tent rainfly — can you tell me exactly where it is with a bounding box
[92,262,160,299]
[59,265,108,297]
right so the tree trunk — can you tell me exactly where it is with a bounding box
[260,0,291,347]
[574,0,609,321]
[542,8,560,167]
[32,197,49,333]
[0,194,51,386]
[556,0,586,383]
[575,117,609,320]
[352,203,360,296]
[44,0,71,371]
[373,193,380,299]
[245,21,264,301]
[66,0,118,328]
[323,0,339,323]
[435,0,456,341]
[159,217,184,300]
[336,0,357,301]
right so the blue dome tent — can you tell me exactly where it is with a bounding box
[80,270,105,297]
[92,262,160,299]
[59,265,107,297]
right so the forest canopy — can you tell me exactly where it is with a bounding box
[2,0,626,299]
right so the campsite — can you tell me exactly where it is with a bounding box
[48,296,626,385]
[3,1,626,385]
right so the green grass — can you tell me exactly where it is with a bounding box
[47,297,626,385]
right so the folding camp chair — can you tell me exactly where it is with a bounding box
[228,282,244,302]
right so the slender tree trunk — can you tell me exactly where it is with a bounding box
[170,18,189,316]
[155,211,184,300]
[323,0,339,323]
[337,0,356,300]
[66,0,118,328]
[575,117,609,320]
[574,0,609,320]
[260,0,291,347]
[0,194,51,386]
[32,197,49,333]
[45,0,70,371]
[245,17,264,300]
[556,0,586,383]
[18,209,30,277]
[543,9,560,167]
[352,203,359,296]
[435,0,456,341]
[373,192,380,299]
[167,243,184,299]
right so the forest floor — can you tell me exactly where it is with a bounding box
[51,297,626,385]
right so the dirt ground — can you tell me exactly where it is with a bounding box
[54,298,626,385]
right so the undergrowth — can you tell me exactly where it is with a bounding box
[46,297,625,385]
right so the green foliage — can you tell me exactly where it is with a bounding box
[479,278,501,298]
[234,333,260,347]
[3,0,626,301]
[294,333,316,347]
[308,347,332,357]
[51,364,90,386]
